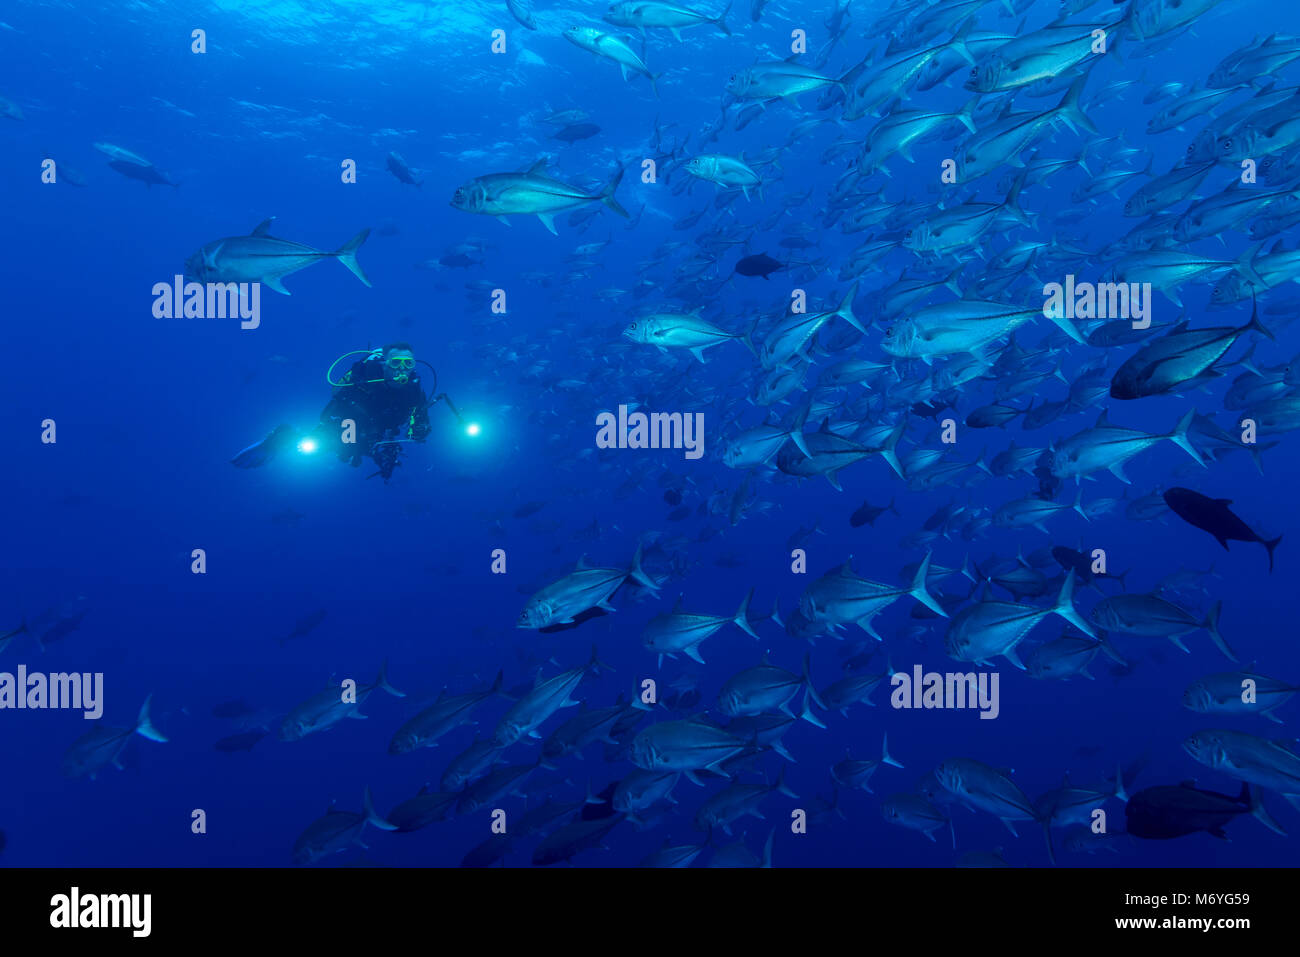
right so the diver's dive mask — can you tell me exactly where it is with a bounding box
[386,355,415,385]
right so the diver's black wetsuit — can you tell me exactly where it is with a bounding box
[318,358,431,479]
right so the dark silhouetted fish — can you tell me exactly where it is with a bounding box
[734,252,785,279]
[513,500,547,518]
[281,608,327,646]
[1051,546,1108,587]
[1126,782,1282,839]
[538,606,609,634]
[386,151,423,187]
[664,488,683,506]
[108,159,179,186]
[211,698,254,720]
[1163,487,1282,572]
[37,611,87,648]
[552,122,601,142]
[850,498,897,528]
[214,728,269,752]
[580,781,620,822]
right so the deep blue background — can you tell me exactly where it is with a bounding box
[0,0,1296,867]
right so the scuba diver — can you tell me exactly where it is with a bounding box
[232,342,459,482]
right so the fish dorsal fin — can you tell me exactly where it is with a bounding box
[526,159,548,176]
[1170,320,1190,334]
[784,53,800,63]
[1217,498,1233,506]
[759,651,770,665]
[672,593,684,613]
[1094,409,1110,428]
[575,554,588,570]
[251,217,275,237]
[1060,772,1071,788]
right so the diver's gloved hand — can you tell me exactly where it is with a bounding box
[369,441,401,482]
[231,424,300,468]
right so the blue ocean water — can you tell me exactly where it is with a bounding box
[2,0,1298,868]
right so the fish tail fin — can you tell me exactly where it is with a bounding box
[888,497,900,517]
[837,281,864,332]
[1248,784,1287,835]
[1072,485,1089,521]
[1265,534,1282,573]
[601,164,630,218]
[910,551,947,617]
[799,686,826,728]
[716,0,732,35]
[364,786,399,831]
[1043,818,1057,866]
[490,670,505,695]
[375,659,405,698]
[880,418,907,479]
[774,763,798,798]
[1057,74,1097,135]
[734,587,760,638]
[1245,288,1275,341]
[956,96,979,134]
[1113,759,1128,803]
[1003,169,1032,228]
[1168,409,1206,467]
[134,694,169,743]
[948,16,977,65]
[1204,600,1238,662]
[801,651,827,713]
[1098,631,1128,666]
[588,643,615,675]
[628,542,659,593]
[882,731,903,769]
[1051,571,1095,638]
[1235,243,1268,291]
[334,228,372,287]
[741,317,759,358]
[788,397,812,458]
[768,597,784,629]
